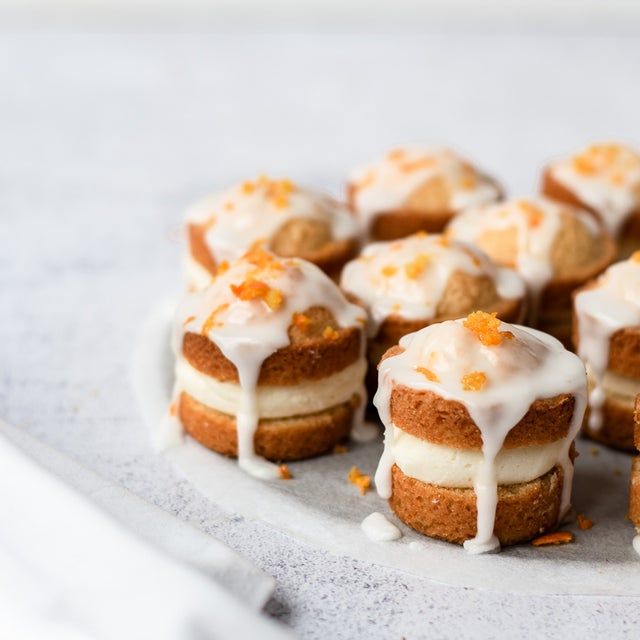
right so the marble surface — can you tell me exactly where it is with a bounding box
[2,28,640,639]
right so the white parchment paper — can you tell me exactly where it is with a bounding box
[133,300,640,596]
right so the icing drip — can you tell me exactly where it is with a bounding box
[446,197,599,322]
[373,314,587,553]
[187,176,359,264]
[174,249,366,479]
[361,512,402,542]
[340,233,524,335]
[348,146,500,230]
[574,254,640,430]
[549,143,640,237]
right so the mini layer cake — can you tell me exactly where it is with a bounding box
[173,247,367,478]
[541,143,640,257]
[446,197,615,345]
[339,232,525,391]
[573,253,640,450]
[630,396,640,554]
[186,176,359,288]
[347,146,502,240]
[374,311,587,553]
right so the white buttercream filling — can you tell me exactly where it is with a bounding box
[586,366,640,408]
[392,426,565,489]
[176,356,367,419]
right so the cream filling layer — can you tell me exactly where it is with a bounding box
[176,356,367,419]
[184,254,215,290]
[587,366,640,409]
[391,426,565,489]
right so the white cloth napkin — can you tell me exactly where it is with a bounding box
[0,421,294,640]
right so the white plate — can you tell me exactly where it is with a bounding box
[133,300,640,596]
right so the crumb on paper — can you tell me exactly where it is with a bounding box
[613,467,622,477]
[531,531,574,547]
[348,466,371,495]
[169,401,177,417]
[577,514,594,530]
[278,464,292,480]
[590,447,600,457]
[333,444,348,455]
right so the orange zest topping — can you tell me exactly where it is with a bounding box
[388,148,406,161]
[462,311,506,346]
[223,201,235,211]
[577,514,594,530]
[333,444,348,455]
[183,315,196,326]
[201,303,229,334]
[437,235,450,247]
[381,264,398,277]
[461,371,487,392]
[519,200,544,228]
[292,312,311,331]
[459,174,477,190]
[531,531,574,547]
[323,326,340,341]
[399,157,436,173]
[415,366,439,383]
[348,466,371,495]
[230,278,284,310]
[404,253,430,279]
[278,464,293,480]
[631,250,640,263]
[414,230,428,238]
[216,260,230,276]
[241,180,256,194]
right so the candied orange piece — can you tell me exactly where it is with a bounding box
[278,464,293,480]
[461,371,487,392]
[404,253,430,279]
[415,366,439,383]
[322,326,340,341]
[531,531,574,546]
[348,466,371,495]
[462,311,506,346]
[292,312,311,331]
[230,279,284,310]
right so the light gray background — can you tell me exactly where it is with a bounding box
[2,21,640,639]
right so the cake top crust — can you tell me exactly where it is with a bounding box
[340,232,524,332]
[446,196,605,296]
[186,175,359,263]
[347,146,500,225]
[547,142,640,235]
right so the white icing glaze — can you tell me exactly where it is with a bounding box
[549,143,640,237]
[348,146,500,229]
[186,176,359,266]
[574,256,640,431]
[175,356,366,419]
[373,316,587,554]
[340,233,524,334]
[174,250,366,479]
[633,535,640,557]
[392,428,566,488]
[361,512,402,542]
[446,197,599,321]
[185,254,215,290]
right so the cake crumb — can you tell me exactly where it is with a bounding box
[461,371,487,392]
[278,464,293,480]
[333,444,348,455]
[531,531,574,547]
[348,466,371,495]
[577,514,594,530]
